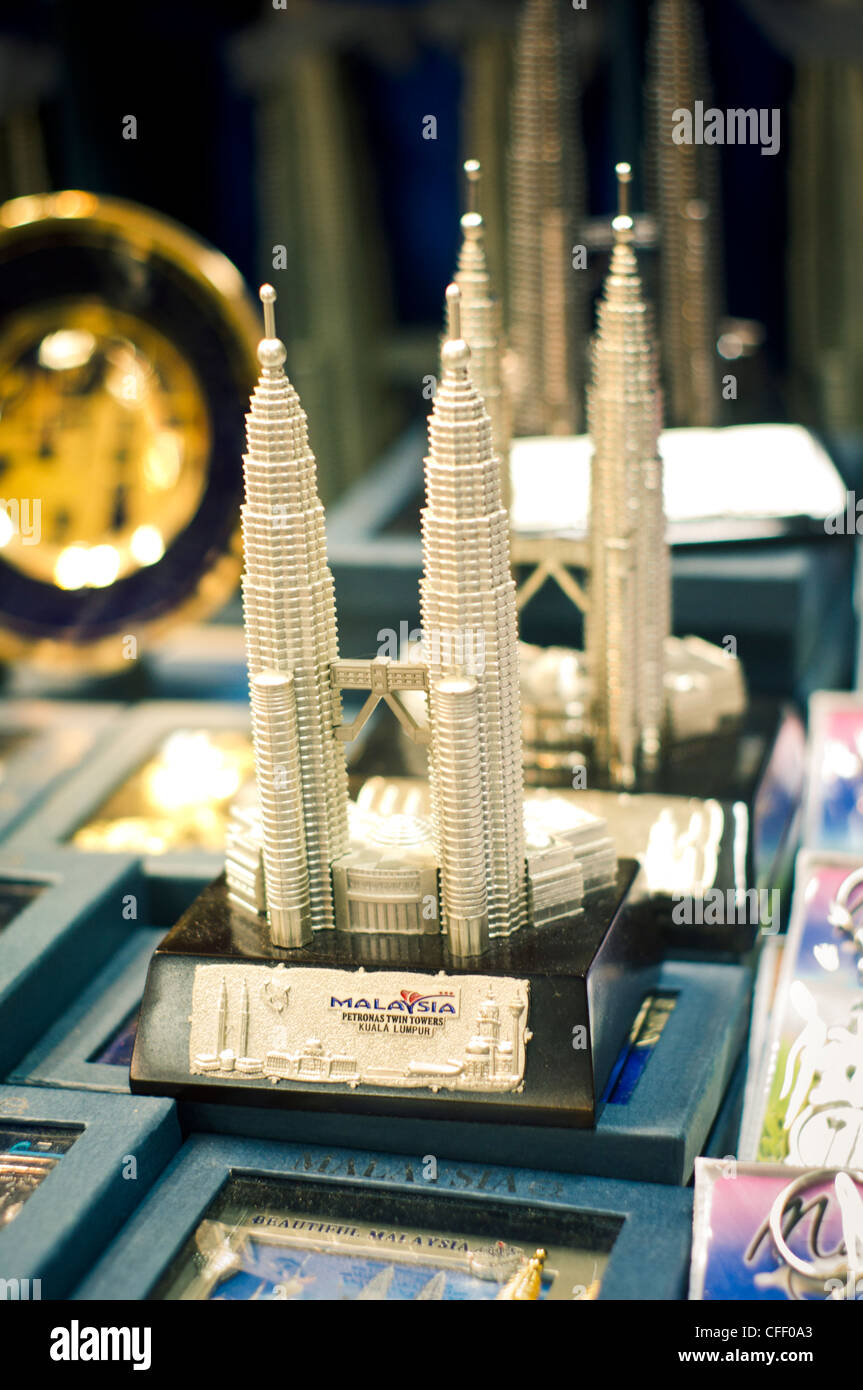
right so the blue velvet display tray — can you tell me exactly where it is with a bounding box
[176,960,751,1185]
[9,929,164,1094]
[701,1047,748,1161]
[0,699,122,841]
[71,1133,693,1301]
[0,849,143,1077]
[3,701,251,926]
[0,1085,180,1299]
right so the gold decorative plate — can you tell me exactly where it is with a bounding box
[0,191,259,671]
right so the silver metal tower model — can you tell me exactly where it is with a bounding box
[586,167,670,789]
[646,0,721,426]
[420,285,528,938]
[507,0,586,437]
[237,286,349,937]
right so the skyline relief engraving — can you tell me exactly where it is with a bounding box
[190,965,531,1094]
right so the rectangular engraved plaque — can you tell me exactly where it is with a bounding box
[189,964,529,1094]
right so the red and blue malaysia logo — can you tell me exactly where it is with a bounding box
[330,989,457,1015]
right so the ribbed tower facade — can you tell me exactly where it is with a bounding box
[430,675,489,957]
[240,286,349,930]
[587,185,669,788]
[420,287,527,937]
[454,162,512,511]
[646,0,721,426]
[507,0,586,437]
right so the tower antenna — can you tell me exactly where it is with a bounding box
[464,159,481,218]
[260,283,277,340]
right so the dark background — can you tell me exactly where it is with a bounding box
[0,0,794,353]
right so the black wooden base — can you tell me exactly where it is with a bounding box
[130,860,659,1129]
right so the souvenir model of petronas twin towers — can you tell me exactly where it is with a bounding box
[226,271,618,956]
[224,154,684,954]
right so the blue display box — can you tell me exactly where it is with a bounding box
[4,701,251,926]
[9,929,163,1094]
[0,1085,180,1299]
[0,849,143,1077]
[701,1048,748,1161]
[72,1134,693,1301]
[0,699,121,842]
[175,961,750,1186]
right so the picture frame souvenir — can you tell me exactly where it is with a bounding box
[742,851,863,1167]
[0,1084,180,1299]
[74,1134,693,1301]
[690,1157,863,1301]
[803,692,863,854]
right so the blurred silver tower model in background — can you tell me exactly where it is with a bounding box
[421,285,528,942]
[233,286,349,942]
[507,0,586,437]
[586,166,670,789]
[453,160,512,512]
[247,28,401,498]
[645,0,722,427]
